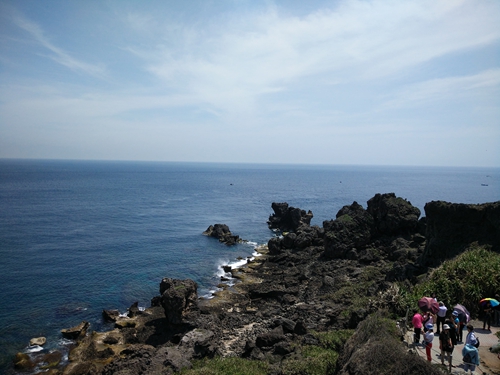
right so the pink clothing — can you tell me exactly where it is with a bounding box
[412,313,423,329]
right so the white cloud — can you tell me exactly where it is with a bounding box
[0,0,499,166]
[381,69,500,109]
[12,15,106,78]
[129,0,500,116]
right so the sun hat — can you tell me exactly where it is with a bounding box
[443,324,450,330]
[425,323,434,330]
[452,311,459,316]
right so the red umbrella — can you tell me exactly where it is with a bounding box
[418,297,439,314]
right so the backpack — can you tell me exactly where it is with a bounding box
[463,352,472,364]
[474,337,480,348]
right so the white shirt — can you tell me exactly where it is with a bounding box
[424,331,434,344]
[465,331,477,346]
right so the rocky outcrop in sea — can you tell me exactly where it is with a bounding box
[14,193,500,374]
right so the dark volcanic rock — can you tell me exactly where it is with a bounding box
[203,223,243,245]
[127,301,141,317]
[323,202,375,259]
[39,195,500,375]
[160,278,199,325]
[367,193,421,236]
[13,353,34,371]
[420,200,500,265]
[102,309,120,322]
[179,328,218,359]
[256,326,286,348]
[267,202,313,232]
[61,321,90,340]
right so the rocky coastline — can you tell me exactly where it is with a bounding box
[14,193,500,374]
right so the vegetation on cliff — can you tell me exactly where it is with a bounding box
[399,244,500,317]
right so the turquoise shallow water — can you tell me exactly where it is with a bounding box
[0,159,498,373]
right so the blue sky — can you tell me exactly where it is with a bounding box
[1,0,499,167]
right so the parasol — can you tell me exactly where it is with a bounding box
[418,297,439,314]
[480,298,499,307]
[453,304,470,323]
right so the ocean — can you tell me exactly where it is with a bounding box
[0,159,498,373]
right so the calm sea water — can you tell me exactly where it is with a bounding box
[0,159,498,373]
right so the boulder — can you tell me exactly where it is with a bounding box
[160,278,199,325]
[127,301,141,317]
[179,328,218,358]
[256,326,286,348]
[203,224,243,245]
[323,202,375,259]
[29,336,46,346]
[61,321,90,340]
[367,193,421,236]
[13,352,34,370]
[164,347,193,371]
[267,202,313,232]
[40,350,63,368]
[102,309,120,322]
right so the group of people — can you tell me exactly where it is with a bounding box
[412,300,481,373]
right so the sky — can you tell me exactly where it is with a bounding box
[0,0,499,167]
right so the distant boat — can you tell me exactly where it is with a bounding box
[481,184,488,186]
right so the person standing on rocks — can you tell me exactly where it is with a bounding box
[423,323,434,362]
[412,309,424,344]
[436,301,447,334]
[439,324,454,372]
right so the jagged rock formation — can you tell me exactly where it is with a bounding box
[20,194,500,375]
[160,278,199,326]
[203,223,244,245]
[420,200,500,266]
[267,202,313,232]
[60,321,90,340]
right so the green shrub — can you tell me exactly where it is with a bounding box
[339,311,446,375]
[400,244,500,317]
[314,329,354,352]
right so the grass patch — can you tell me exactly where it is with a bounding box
[181,357,269,375]
[281,329,354,375]
[322,265,388,319]
[314,329,354,352]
